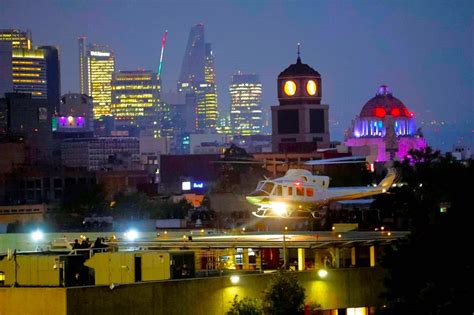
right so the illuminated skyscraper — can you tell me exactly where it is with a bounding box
[178,23,205,92]
[230,73,263,135]
[0,29,31,49]
[38,46,61,107]
[78,37,87,95]
[111,70,161,134]
[0,30,59,103]
[11,48,47,99]
[178,24,219,133]
[78,38,115,119]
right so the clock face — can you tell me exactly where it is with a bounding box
[306,80,317,96]
[284,80,296,96]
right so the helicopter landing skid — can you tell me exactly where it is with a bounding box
[252,209,320,219]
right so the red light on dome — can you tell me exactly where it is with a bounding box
[293,181,302,187]
[374,107,386,118]
[410,112,414,117]
[391,108,401,117]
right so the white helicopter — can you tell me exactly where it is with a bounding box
[246,156,397,219]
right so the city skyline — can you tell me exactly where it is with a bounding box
[0,0,472,150]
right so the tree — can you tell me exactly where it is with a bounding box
[263,271,306,315]
[61,183,107,215]
[379,148,472,314]
[153,199,193,219]
[227,295,263,315]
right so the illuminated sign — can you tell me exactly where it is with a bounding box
[182,181,191,191]
[193,182,204,189]
[90,51,111,57]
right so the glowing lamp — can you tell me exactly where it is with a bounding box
[318,269,328,278]
[306,80,317,95]
[230,275,240,284]
[31,229,44,242]
[284,80,296,96]
[293,181,302,187]
[124,229,138,241]
[374,107,386,118]
[67,116,74,123]
[403,108,410,117]
[391,108,400,117]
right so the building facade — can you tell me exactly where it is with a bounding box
[178,24,218,133]
[111,70,161,134]
[11,48,47,99]
[61,137,140,171]
[345,85,426,161]
[78,38,115,119]
[229,72,263,136]
[38,46,61,107]
[54,93,94,132]
[271,53,330,152]
[0,30,60,103]
[0,29,31,49]
[2,93,54,164]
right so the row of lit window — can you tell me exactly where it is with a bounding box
[12,79,45,83]
[113,76,153,81]
[12,61,35,65]
[112,86,158,90]
[13,73,41,77]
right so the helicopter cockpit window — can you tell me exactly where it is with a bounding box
[261,182,275,195]
[256,181,265,190]
[276,185,283,196]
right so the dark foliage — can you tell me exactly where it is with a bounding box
[379,148,473,314]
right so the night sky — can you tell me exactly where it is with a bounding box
[1,0,472,150]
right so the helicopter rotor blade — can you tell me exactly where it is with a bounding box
[304,156,367,165]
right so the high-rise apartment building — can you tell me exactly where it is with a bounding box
[178,24,218,133]
[111,70,161,134]
[0,29,31,49]
[230,73,263,135]
[78,37,115,119]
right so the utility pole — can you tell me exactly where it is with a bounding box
[283,226,288,269]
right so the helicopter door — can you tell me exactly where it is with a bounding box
[275,185,283,196]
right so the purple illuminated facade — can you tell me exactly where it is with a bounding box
[345,85,426,161]
[54,93,93,132]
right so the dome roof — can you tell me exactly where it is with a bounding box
[360,85,411,118]
[278,57,320,78]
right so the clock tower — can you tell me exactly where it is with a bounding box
[272,46,330,152]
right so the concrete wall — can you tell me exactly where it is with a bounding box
[0,267,386,314]
[0,287,66,315]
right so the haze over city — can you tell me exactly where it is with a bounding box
[1,0,472,150]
